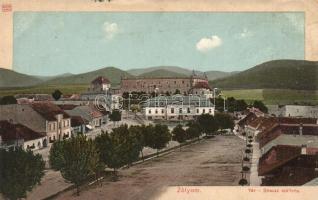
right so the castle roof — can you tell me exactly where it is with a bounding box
[92,76,110,84]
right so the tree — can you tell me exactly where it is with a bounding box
[109,110,122,125]
[252,100,268,113]
[130,105,140,118]
[0,148,45,200]
[52,89,62,101]
[185,122,202,140]
[236,100,248,112]
[174,89,181,95]
[0,95,17,105]
[214,112,235,131]
[147,124,171,157]
[129,125,146,161]
[49,140,65,170]
[172,124,187,151]
[197,114,218,135]
[55,135,100,195]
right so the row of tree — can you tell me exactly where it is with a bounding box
[214,96,268,113]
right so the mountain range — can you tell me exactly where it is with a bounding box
[0,59,317,90]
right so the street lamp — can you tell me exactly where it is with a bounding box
[213,88,218,107]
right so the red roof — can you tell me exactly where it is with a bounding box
[192,82,211,90]
[258,124,318,148]
[57,104,78,110]
[31,102,70,121]
[258,145,318,176]
[91,76,110,85]
[71,116,89,127]
[0,120,45,142]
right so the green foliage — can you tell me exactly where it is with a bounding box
[49,140,65,171]
[186,122,202,140]
[0,148,45,200]
[146,124,171,155]
[52,89,62,101]
[52,135,100,195]
[174,89,181,95]
[197,114,218,135]
[0,95,17,105]
[172,124,187,145]
[95,125,141,171]
[109,110,122,123]
[214,112,235,130]
[252,100,268,113]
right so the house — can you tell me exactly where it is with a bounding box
[257,124,318,155]
[0,102,72,143]
[65,105,104,129]
[90,76,111,92]
[258,145,318,186]
[142,95,215,121]
[0,120,47,151]
[70,116,88,135]
[189,82,213,98]
[80,77,121,111]
[268,105,318,118]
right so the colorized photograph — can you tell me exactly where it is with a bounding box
[0,4,318,200]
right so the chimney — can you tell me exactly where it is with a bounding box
[299,123,303,136]
[301,144,307,155]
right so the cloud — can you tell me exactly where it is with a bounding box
[103,22,119,40]
[196,35,222,53]
[238,28,254,38]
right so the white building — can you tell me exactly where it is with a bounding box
[0,120,48,151]
[143,95,215,121]
[268,105,318,118]
[0,102,72,143]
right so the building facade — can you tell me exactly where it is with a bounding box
[142,95,215,121]
[0,103,72,143]
[120,72,209,95]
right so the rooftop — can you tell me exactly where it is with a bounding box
[0,120,45,142]
[92,76,110,84]
[31,102,70,121]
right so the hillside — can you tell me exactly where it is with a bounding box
[138,69,188,78]
[127,66,192,76]
[210,60,318,90]
[0,68,43,87]
[205,70,237,81]
[43,67,133,85]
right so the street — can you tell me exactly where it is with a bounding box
[55,135,244,200]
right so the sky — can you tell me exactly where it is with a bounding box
[13,12,304,76]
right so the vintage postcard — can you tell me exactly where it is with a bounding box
[0,0,318,200]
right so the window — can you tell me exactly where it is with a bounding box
[155,109,158,114]
[203,109,205,113]
[171,108,175,114]
[148,109,151,114]
[182,81,184,84]
[209,109,212,113]
[179,108,182,114]
[161,109,164,114]
[187,107,191,113]
[196,109,199,114]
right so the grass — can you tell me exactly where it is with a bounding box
[1,85,317,105]
[222,89,318,105]
[0,84,89,97]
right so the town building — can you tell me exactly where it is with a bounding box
[70,116,88,135]
[80,76,121,111]
[0,120,47,151]
[120,72,209,95]
[0,102,72,143]
[142,95,214,121]
[258,145,318,186]
[258,124,318,155]
[268,105,318,118]
[65,105,105,129]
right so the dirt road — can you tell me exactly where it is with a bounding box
[56,135,244,200]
